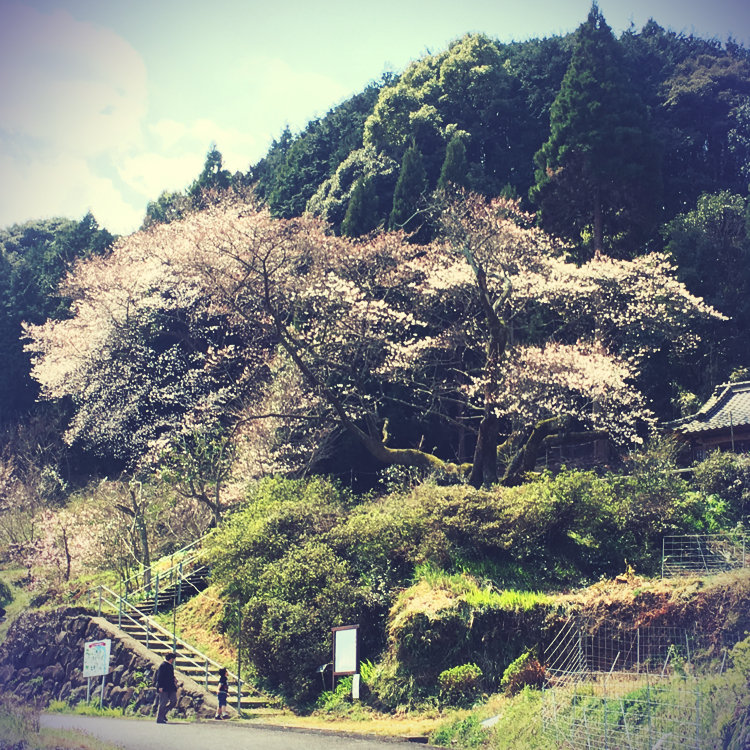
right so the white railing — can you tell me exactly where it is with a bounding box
[120,535,207,598]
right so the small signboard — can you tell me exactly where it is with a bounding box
[83,639,111,678]
[332,624,358,676]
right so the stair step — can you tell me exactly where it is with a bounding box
[102,602,276,710]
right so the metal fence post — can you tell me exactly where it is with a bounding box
[636,628,640,674]
[604,697,608,749]
[695,679,701,750]
[578,629,584,679]
[237,603,242,715]
[97,586,102,617]
[154,574,159,616]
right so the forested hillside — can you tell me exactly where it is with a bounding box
[144,9,750,414]
[1,6,750,738]
[0,2,747,523]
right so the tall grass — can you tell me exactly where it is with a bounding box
[0,695,120,750]
[412,562,551,611]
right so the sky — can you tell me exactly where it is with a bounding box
[0,0,748,235]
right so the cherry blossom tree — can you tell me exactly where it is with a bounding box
[24,214,266,472]
[25,194,723,488]
[183,195,721,486]
[402,191,724,484]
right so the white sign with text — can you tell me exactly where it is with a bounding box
[83,639,111,678]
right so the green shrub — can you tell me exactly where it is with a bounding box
[0,694,37,749]
[240,541,379,705]
[608,437,706,573]
[315,660,377,712]
[430,715,486,748]
[692,451,750,523]
[386,571,551,699]
[499,651,546,696]
[205,476,349,601]
[438,663,483,707]
[0,579,12,607]
[329,491,429,590]
[364,659,423,712]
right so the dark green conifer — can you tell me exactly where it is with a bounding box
[530,3,660,258]
[437,136,469,191]
[389,144,427,232]
[341,176,379,237]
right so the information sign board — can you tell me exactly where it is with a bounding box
[83,639,111,678]
[332,625,358,676]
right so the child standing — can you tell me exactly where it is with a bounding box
[215,667,229,719]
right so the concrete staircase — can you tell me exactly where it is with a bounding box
[96,585,280,717]
[136,565,210,616]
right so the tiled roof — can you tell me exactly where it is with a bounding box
[667,381,750,435]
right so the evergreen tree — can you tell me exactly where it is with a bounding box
[437,136,469,190]
[389,144,427,232]
[663,191,750,388]
[530,3,661,258]
[0,216,114,418]
[188,144,232,203]
[341,176,379,237]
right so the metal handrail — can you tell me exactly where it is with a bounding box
[93,584,255,711]
[123,551,207,604]
[120,535,208,595]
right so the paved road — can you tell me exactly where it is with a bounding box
[41,714,433,750]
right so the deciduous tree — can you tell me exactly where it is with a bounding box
[26,196,722,488]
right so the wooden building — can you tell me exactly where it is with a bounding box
[667,380,750,461]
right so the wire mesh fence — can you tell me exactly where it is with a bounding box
[661,533,747,577]
[541,618,734,749]
[543,676,702,750]
[545,619,702,687]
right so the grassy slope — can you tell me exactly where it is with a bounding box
[3,561,747,745]
[0,566,30,642]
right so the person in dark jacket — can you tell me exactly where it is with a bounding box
[155,652,178,723]
[215,667,229,719]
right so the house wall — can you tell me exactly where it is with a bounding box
[687,429,750,461]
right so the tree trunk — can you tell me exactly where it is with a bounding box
[129,484,151,590]
[198,491,222,528]
[469,413,499,487]
[502,416,566,485]
[61,526,71,582]
[593,185,604,256]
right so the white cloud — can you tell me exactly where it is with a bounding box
[0,7,350,235]
[0,4,147,157]
[231,55,349,138]
[118,151,203,199]
[117,119,261,201]
[0,4,149,233]
[0,151,143,234]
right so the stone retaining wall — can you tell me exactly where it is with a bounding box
[0,607,216,719]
